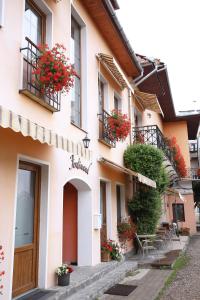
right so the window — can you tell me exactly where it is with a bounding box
[71,17,81,127]
[114,94,121,111]
[24,0,46,45]
[0,0,4,27]
[116,185,121,223]
[98,78,105,115]
[134,108,142,127]
[172,204,185,222]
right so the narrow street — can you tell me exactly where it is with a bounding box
[160,234,200,300]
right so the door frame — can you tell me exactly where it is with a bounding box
[12,161,41,298]
[99,178,112,240]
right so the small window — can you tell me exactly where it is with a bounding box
[71,17,81,127]
[172,204,185,222]
[24,0,46,45]
[0,0,4,27]
[98,78,105,115]
[114,94,121,111]
[116,185,121,223]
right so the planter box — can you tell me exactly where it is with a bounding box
[58,273,70,286]
[101,251,111,262]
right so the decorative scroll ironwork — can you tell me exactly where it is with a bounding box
[132,125,176,169]
[20,37,61,112]
[99,109,116,148]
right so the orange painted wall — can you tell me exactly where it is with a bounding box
[163,121,190,167]
[166,194,196,234]
[63,183,78,264]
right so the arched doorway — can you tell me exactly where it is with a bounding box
[62,178,93,266]
[63,183,78,264]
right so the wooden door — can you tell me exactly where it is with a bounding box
[100,181,107,243]
[63,183,78,264]
[12,162,40,298]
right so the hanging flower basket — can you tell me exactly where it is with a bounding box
[32,43,76,96]
[107,110,131,142]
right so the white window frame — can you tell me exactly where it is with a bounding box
[0,0,5,27]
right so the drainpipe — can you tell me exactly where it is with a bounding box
[128,88,132,145]
[133,65,158,87]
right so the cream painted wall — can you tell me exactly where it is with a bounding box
[142,109,164,132]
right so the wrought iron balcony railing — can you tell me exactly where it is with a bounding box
[19,37,61,112]
[99,109,116,148]
[181,168,200,180]
[132,125,176,169]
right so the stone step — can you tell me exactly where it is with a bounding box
[66,261,138,300]
[48,260,126,299]
[47,260,137,300]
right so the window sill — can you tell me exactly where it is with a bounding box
[70,122,87,134]
[19,89,59,112]
[98,138,114,148]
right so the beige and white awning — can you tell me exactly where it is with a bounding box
[134,90,164,116]
[0,106,91,160]
[97,53,129,90]
[98,157,156,188]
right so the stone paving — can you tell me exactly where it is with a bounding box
[160,234,200,300]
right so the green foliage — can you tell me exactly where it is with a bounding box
[124,144,164,181]
[124,143,170,234]
[128,189,162,234]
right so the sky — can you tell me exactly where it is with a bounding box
[116,0,200,113]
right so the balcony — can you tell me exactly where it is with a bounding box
[99,109,116,148]
[19,37,61,112]
[132,125,176,171]
[181,168,200,181]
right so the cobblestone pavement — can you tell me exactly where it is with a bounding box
[160,234,200,300]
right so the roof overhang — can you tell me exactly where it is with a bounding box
[134,90,164,116]
[81,0,142,78]
[98,157,156,188]
[0,105,91,160]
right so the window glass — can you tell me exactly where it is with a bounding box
[172,204,185,222]
[98,79,104,115]
[24,1,42,45]
[116,185,121,223]
[71,18,81,127]
[15,169,36,248]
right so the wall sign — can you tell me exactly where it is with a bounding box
[69,155,92,174]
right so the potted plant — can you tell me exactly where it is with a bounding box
[101,240,113,262]
[117,221,135,242]
[107,110,131,142]
[55,264,73,286]
[32,43,76,96]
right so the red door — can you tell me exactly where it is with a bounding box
[63,183,78,264]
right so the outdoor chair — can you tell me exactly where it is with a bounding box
[135,233,158,257]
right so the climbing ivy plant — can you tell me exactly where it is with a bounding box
[124,143,169,234]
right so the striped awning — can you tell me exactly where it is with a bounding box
[135,90,164,115]
[97,53,128,89]
[0,106,91,160]
[98,157,156,188]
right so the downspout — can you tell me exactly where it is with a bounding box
[128,88,133,145]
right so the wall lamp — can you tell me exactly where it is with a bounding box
[82,133,90,149]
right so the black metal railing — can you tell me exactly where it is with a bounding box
[189,141,198,153]
[99,109,116,147]
[132,125,176,168]
[20,37,61,112]
[181,168,200,180]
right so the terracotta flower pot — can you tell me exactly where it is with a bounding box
[101,251,111,262]
[58,273,70,286]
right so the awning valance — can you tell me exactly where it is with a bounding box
[98,157,156,188]
[97,53,129,89]
[135,90,164,116]
[0,106,91,160]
